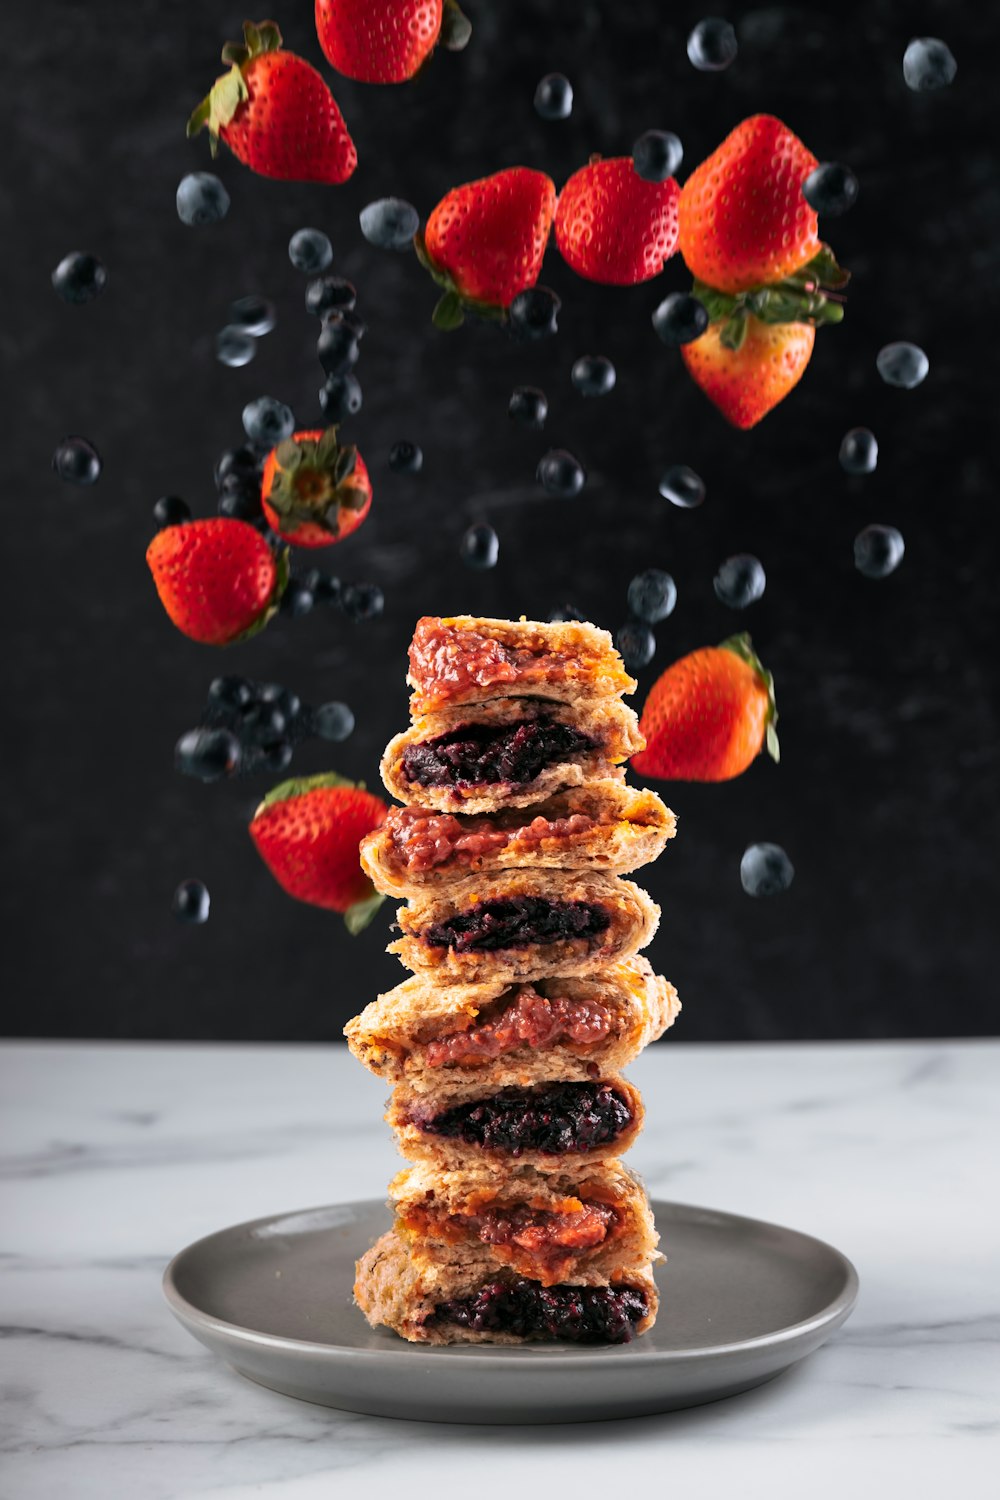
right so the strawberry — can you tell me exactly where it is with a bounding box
[631,633,779,783]
[315,0,471,84]
[554,157,680,286]
[681,314,816,429]
[414,167,557,328]
[260,427,371,549]
[187,20,356,185]
[249,772,388,932]
[146,518,287,646]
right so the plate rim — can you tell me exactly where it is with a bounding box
[163,1196,860,1367]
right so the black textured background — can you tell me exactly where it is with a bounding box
[8,1,997,1041]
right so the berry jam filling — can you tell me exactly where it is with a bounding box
[387,804,596,874]
[401,718,595,789]
[408,620,577,706]
[418,1081,632,1156]
[433,1277,648,1343]
[421,898,610,954]
[422,986,615,1067]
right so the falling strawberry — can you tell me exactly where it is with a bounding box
[631,633,778,783]
[554,157,680,286]
[260,427,372,549]
[249,773,388,932]
[414,167,557,328]
[681,314,816,429]
[315,0,471,84]
[146,518,287,646]
[187,19,356,184]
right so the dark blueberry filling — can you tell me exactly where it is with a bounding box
[401,717,594,789]
[421,897,610,954]
[420,1081,632,1156]
[434,1277,648,1343]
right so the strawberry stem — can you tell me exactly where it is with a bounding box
[692,245,850,333]
[344,888,386,936]
[255,770,362,817]
[720,632,780,764]
[440,0,472,50]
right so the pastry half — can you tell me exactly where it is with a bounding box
[381,695,643,815]
[407,614,636,716]
[389,1159,660,1287]
[344,956,679,1087]
[355,1227,658,1345]
[361,781,675,898]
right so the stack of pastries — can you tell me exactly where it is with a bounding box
[349,615,679,1345]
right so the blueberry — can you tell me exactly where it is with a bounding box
[207,675,255,713]
[802,162,859,217]
[217,472,261,521]
[228,295,276,336]
[214,445,258,490]
[714,554,766,609]
[509,387,548,428]
[317,316,360,377]
[460,522,500,569]
[616,621,656,672]
[341,582,384,622]
[306,571,342,605]
[326,306,367,340]
[389,441,423,474]
[153,495,191,528]
[652,293,709,347]
[242,702,288,741]
[854,525,905,579]
[632,130,683,182]
[174,727,241,781]
[509,286,560,341]
[176,172,230,227]
[537,449,585,497]
[215,326,256,368]
[903,37,957,91]
[51,251,108,305]
[659,464,705,508]
[876,342,929,389]
[52,436,101,485]
[359,197,419,250]
[305,276,357,318]
[258,682,302,722]
[740,843,794,897]
[319,373,363,420]
[839,428,878,475]
[242,396,294,446]
[313,701,356,742]
[534,73,573,120]
[279,578,315,616]
[259,738,293,773]
[288,227,332,273]
[687,17,738,71]
[627,569,676,623]
[571,355,616,397]
[549,604,585,623]
[172,879,210,924]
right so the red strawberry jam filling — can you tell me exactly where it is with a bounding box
[386,804,595,874]
[422,985,615,1067]
[401,718,595,790]
[414,1081,632,1156]
[409,620,579,707]
[420,897,609,954]
[432,1277,648,1343]
[403,1200,618,1285]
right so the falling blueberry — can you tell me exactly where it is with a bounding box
[714,554,766,609]
[461,523,500,570]
[854,525,905,579]
[242,396,294,446]
[616,621,656,672]
[51,251,108,305]
[153,495,191,528]
[52,436,102,485]
[341,582,385,622]
[389,441,423,475]
[509,286,561,341]
[549,604,586,622]
[228,295,276,336]
[509,387,548,428]
[627,569,677,623]
[279,578,315,616]
[534,73,573,120]
[652,293,709,347]
[308,572,342,606]
[174,727,241,781]
[687,17,738,71]
[306,276,357,318]
[571,355,616,397]
[313,702,356,742]
[260,739,293,773]
[288,227,332,273]
[259,682,302,723]
[172,879,211,924]
[839,428,878,475]
[632,130,684,182]
[329,306,367,341]
[242,701,288,742]
[876,342,929,389]
[740,843,795,897]
[320,373,363,421]
[214,445,258,489]
[215,326,256,368]
[217,473,262,521]
[207,675,255,713]
[903,37,957,91]
[537,450,585,497]
[318,316,360,377]
[359,197,419,250]
[802,163,859,217]
[659,464,705,508]
[176,173,230,227]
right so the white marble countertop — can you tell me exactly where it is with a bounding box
[2,1038,998,1498]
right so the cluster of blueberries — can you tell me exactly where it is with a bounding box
[175,673,355,785]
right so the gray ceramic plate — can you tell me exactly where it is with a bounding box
[163,1198,858,1424]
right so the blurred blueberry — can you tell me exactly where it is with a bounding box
[687,17,738,71]
[537,449,585,497]
[659,464,705,508]
[461,523,500,570]
[359,197,419,250]
[176,173,230,227]
[215,326,256,367]
[628,569,677,623]
[549,604,585,622]
[876,342,929,389]
[802,163,859,216]
[318,316,360,377]
[258,682,302,722]
[207,675,255,713]
[903,37,957,91]
[229,295,276,336]
[52,436,102,485]
[51,251,108,304]
[153,495,191,528]
[509,286,560,341]
[172,879,211,924]
[509,387,548,428]
[328,306,367,340]
[632,130,683,182]
[259,738,293,773]
[652,293,709,346]
[616,621,656,672]
[214,444,258,490]
[242,397,294,446]
[289,228,332,273]
[217,474,262,521]
[341,583,385,622]
[389,441,423,474]
[309,572,343,606]
[313,702,355,742]
[534,73,573,120]
[740,843,794,897]
[571,355,616,397]
[306,276,357,318]
[174,727,241,781]
[714,554,766,609]
[839,428,878,475]
[279,578,315,616]
[854,525,905,579]
[242,702,288,743]
[319,373,363,420]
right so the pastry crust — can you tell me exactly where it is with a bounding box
[380,695,643,814]
[344,956,680,1086]
[354,1227,659,1345]
[361,782,676,898]
[407,614,637,716]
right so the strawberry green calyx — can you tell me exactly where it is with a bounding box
[186,19,283,149]
[231,545,289,645]
[254,769,363,816]
[267,428,367,536]
[720,632,780,763]
[344,888,385,935]
[440,0,472,51]
[693,246,850,352]
[413,229,509,331]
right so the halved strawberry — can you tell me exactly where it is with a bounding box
[260,427,371,549]
[681,314,816,429]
